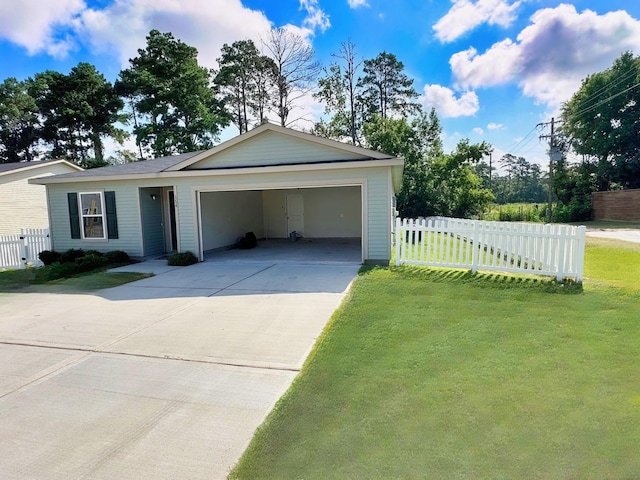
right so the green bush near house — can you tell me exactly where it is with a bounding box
[60,248,86,263]
[75,253,109,273]
[105,250,130,263]
[167,251,198,266]
[31,248,135,283]
[38,250,62,266]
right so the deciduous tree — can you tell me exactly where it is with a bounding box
[561,51,640,189]
[262,27,320,127]
[314,40,363,144]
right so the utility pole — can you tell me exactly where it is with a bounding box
[538,117,562,222]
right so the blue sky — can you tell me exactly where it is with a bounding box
[2,0,640,168]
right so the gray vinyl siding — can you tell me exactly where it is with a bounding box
[187,131,365,170]
[44,165,393,262]
[47,181,143,256]
[365,169,392,261]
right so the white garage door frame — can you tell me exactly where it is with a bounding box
[192,178,368,263]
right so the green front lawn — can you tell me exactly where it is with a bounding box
[0,268,150,293]
[230,238,640,479]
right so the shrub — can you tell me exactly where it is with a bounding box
[553,196,592,223]
[167,251,198,266]
[76,254,108,272]
[84,249,104,257]
[105,250,130,264]
[41,261,81,281]
[60,248,85,263]
[38,250,61,266]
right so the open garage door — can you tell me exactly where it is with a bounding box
[197,185,363,263]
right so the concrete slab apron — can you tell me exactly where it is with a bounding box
[0,262,359,480]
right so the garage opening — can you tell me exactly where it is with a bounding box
[198,186,363,263]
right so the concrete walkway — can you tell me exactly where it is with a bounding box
[0,260,359,479]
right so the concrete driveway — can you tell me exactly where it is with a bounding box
[0,260,359,479]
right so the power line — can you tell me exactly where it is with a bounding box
[567,82,640,119]
[496,124,542,163]
[565,66,639,115]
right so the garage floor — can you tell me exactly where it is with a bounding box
[204,237,362,264]
[0,261,360,479]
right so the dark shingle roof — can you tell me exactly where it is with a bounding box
[41,151,203,180]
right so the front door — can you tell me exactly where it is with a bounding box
[286,194,304,236]
[140,187,165,257]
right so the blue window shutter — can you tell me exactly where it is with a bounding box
[105,191,118,239]
[67,192,80,239]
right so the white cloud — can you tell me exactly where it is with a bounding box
[433,0,521,43]
[450,4,640,106]
[488,122,504,130]
[300,0,331,33]
[473,127,484,135]
[348,0,369,8]
[0,0,85,57]
[76,0,274,68]
[421,84,479,117]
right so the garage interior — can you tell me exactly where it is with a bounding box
[199,185,362,263]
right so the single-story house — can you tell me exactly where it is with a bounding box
[0,159,83,235]
[31,123,404,264]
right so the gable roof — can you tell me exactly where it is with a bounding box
[0,159,82,177]
[31,124,403,185]
[167,122,394,171]
[34,151,202,182]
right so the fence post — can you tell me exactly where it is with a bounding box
[575,226,586,282]
[19,234,27,269]
[556,225,566,281]
[395,217,402,266]
[471,220,478,273]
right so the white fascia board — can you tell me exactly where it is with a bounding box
[6,160,83,179]
[31,158,404,185]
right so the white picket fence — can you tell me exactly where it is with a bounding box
[395,217,586,281]
[0,228,51,270]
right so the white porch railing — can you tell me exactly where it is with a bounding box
[0,228,51,270]
[395,217,586,281]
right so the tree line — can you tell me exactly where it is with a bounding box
[554,51,640,221]
[0,29,497,218]
[0,30,425,165]
[2,29,637,220]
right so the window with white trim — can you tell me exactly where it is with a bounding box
[79,192,106,239]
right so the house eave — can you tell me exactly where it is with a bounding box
[2,160,83,178]
[30,157,405,185]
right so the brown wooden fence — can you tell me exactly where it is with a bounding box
[592,189,640,221]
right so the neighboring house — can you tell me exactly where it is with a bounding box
[0,160,83,235]
[31,123,404,264]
